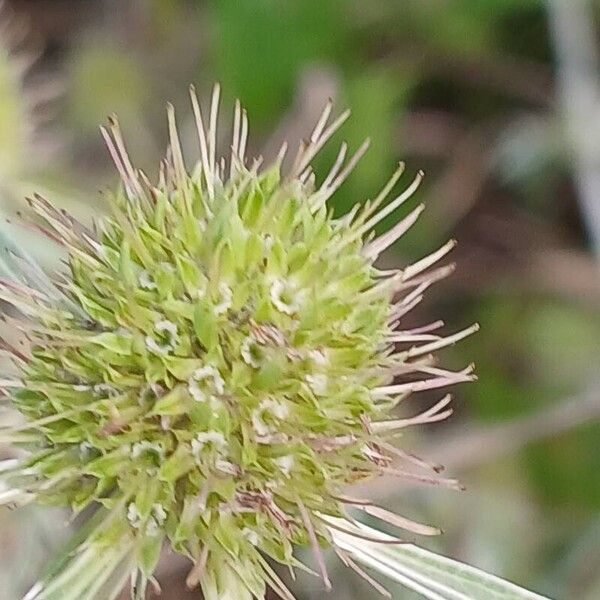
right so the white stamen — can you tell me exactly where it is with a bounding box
[405,323,480,359]
[208,84,221,188]
[291,108,351,178]
[231,99,241,173]
[239,108,248,162]
[356,170,424,237]
[190,85,213,198]
[313,138,370,209]
[402,239,457,282]
[167,102,187,186]
[363,203,426,259]
[320,142,348,191]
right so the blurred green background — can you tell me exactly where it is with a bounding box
[1,1,599,598]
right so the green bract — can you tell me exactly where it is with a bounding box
[1,86,476,600]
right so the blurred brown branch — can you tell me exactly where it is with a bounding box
[426,385,600,472]
[388,46,554,106]
[549,0,600,257]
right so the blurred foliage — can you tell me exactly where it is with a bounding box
[0,0,599,598]
[0,44,26,182]
[69,42,147,134]
[209,0,347,126]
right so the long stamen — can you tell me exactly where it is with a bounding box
[190,84,214,198]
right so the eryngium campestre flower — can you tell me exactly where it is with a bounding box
[0,86,477,600]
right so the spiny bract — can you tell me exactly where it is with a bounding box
[0,86,476,600]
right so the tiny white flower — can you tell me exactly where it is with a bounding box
[252,399,289,437]
[155,319,178,338]
[274,455,294,476]
[306,373,328,395]
[191,431,228,460]
[195,366,225,394]
[78,442,93,459]
[214,282,233,315]
[308,348,329,366]
[152,503,167,526]
[93,383,118,397]
[251,411,270,437]
[131,441,165,461]
[138,270,157,290]
[188,378,207,402]
[145,336,166,355]
[341,320,355,336]
[241,336,262,368]
[187,365,224,402]
[146,320,179,355]
[145,516,160,537]
[127,502,142,529]
[242,527,260,545]
[265,399,289,420]
[260,398,290,419]
[270,278,306,315]
[215,459,239,475]
[263,234,274,252]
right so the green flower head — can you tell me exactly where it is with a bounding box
[0,86,476,600]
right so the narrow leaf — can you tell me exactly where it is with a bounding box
[326,518,551,600]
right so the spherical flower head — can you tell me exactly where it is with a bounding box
[0,86,477,600]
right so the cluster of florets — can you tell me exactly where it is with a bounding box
[0,87,476,600]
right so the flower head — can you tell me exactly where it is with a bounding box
[0,85,476,600]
